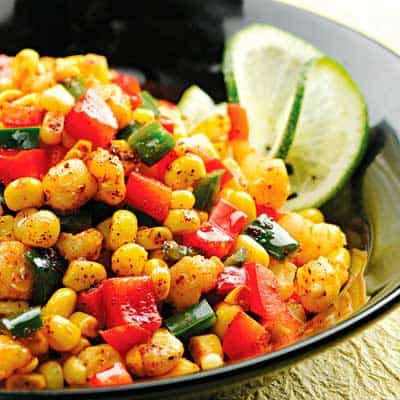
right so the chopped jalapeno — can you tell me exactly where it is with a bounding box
[1,307,42,338]
[0,127,40,149]
[193,170,224,212]
[62,77,85,99]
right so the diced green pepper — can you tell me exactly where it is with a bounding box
[25,248,68,305]
[193,170,224,212]
[62,77,85,99]
[140,91,160,116]
[224,247,247,267]
[1,307,42,338]
[128,121,175,166]
[245,214,299,260]
[162,240,198,262]
[116,122,141,140]
[164,299,216,339]
[0,127,40,149]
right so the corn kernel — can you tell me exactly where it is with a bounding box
[108,210,138,251]
[5,177,44,211]
[219,188,256,225]
[69,312,99,338]
[5,373,46,390]
[40,111,64,145]
[171,190,195,209]
[42,288,77,318]
[164,209,200,234]
[40,84,75,113]
[160,358,200,378]
[63,139,92,161]
[54,58,80,81]
[144,259,170,300]
[189,334,224,371]
[39,360,64,389]
[63,260,107,292]
[136,227,173,250]
[63,356,87,386]
[0,215,15,242]
[43,315,81,352]
[132,108,155,124]
[111,243,148,276]
[298,208,325,223]
[235,234,270,267]
[16,357,39,374]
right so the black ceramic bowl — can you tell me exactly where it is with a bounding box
[1,1,399,399]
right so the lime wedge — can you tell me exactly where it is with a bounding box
[223,24,321,156]
[284,57,369,211]
[177,85,215,129]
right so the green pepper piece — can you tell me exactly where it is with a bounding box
[245,214,299,260]
[140,91,160,116]
[0,127,40,149]
[224,247,247,267]
[164,299,216,339]
[193,170,224,212]
[128,121,175,166]
[62,77,85,99]
[162,240,198,262]
[25,248,68,305]
[1,307,42,338]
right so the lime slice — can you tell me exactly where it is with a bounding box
[284,57,369,211]
[223,24,321,156]
[177,85,215,129]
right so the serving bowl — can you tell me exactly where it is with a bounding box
[0,0,399,398]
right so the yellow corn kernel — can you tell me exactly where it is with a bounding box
[143,259,171,300]
[0,89,23,104]
[108,210,138,251]
[189,334,224,371]
[212,140,227,159]
[269,259,297,300]
[13,49,40,83]
[54,58,80,81]
[18,330,48,356]
[42,288,77,318]
[43,315,81,352]
[163,209,200,234]
[0,215,16,242]
[235,235,270,267]
[69,312,99,338]
[78,344,121,377]
[175,134,219,160]
[96,217,112,248]
[111,243,148,276]
[327,247,351,287]
[16,357,39,374]
[63,356,87,386]
[70,337,91,355]
[212,302,241,339]
[40,111,64,146]
[64,139,92,161]
[132,108,155,124]
[219,188,256,225]
[39,360,64,389]
[160,358,200,378]
[13,208,60,248]
[164,154,206,190]
[40,84,75,113]
[63,260,107,292]
[197,211,209,224]
[110,139,136,176]
[136,227,173,250]
[5,373,46,390]
[190,113,230,141]
[56,228,103,261]
[79,53,109,83]
[0,300,29,316]
[5,178,44,211]
[298,208,325,224]
[11,93,40,107]
[171,190,196,209]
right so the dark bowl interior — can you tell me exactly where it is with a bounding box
[0,0,399,398]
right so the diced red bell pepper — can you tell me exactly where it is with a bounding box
[126,171,172,221]
[222,311,271,360]
[139,149,178,182]
[216,267,246,295]
[102,277,162,332]
[0,149,49,184]
[111,73,143,110]
[0,55,12,79]
[256,205,284,221]
[1,103,45,127]
[64,88,118,148]
[159,116,174,134]
[182,222,234,259]
[90,362,133,387]
[205,159,233,187]
[209,199,247,238]
[227,104,249,141]
[77,284,105,327]
[101,323,151,354]
[244,262,301,347]
[47,145,68,167]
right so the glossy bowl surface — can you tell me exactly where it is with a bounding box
[0,0,399,398]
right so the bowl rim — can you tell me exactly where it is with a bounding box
[2,0,400,397]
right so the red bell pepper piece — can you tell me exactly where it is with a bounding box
[227,104,249,141]
[47,145,68,167]
[216,266,246,294]
[222,311,271,360]
[90,362,133,387]
[244,262,301,347]
[100,323,151,354]
[111,73,143,110]
[64,88,118,148]
[182,222,234,258]
[139,149,178,182]
[1,103,44,127]
[209,199,247,238]
[102,277,162,332]
[126,171,172,221]
[0,149,49,184]
[256,205,284,221]
[77,284,105,327]
[205,159,233,187]
[159,116,174,134]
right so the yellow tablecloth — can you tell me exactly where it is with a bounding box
[213,3,400,399]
